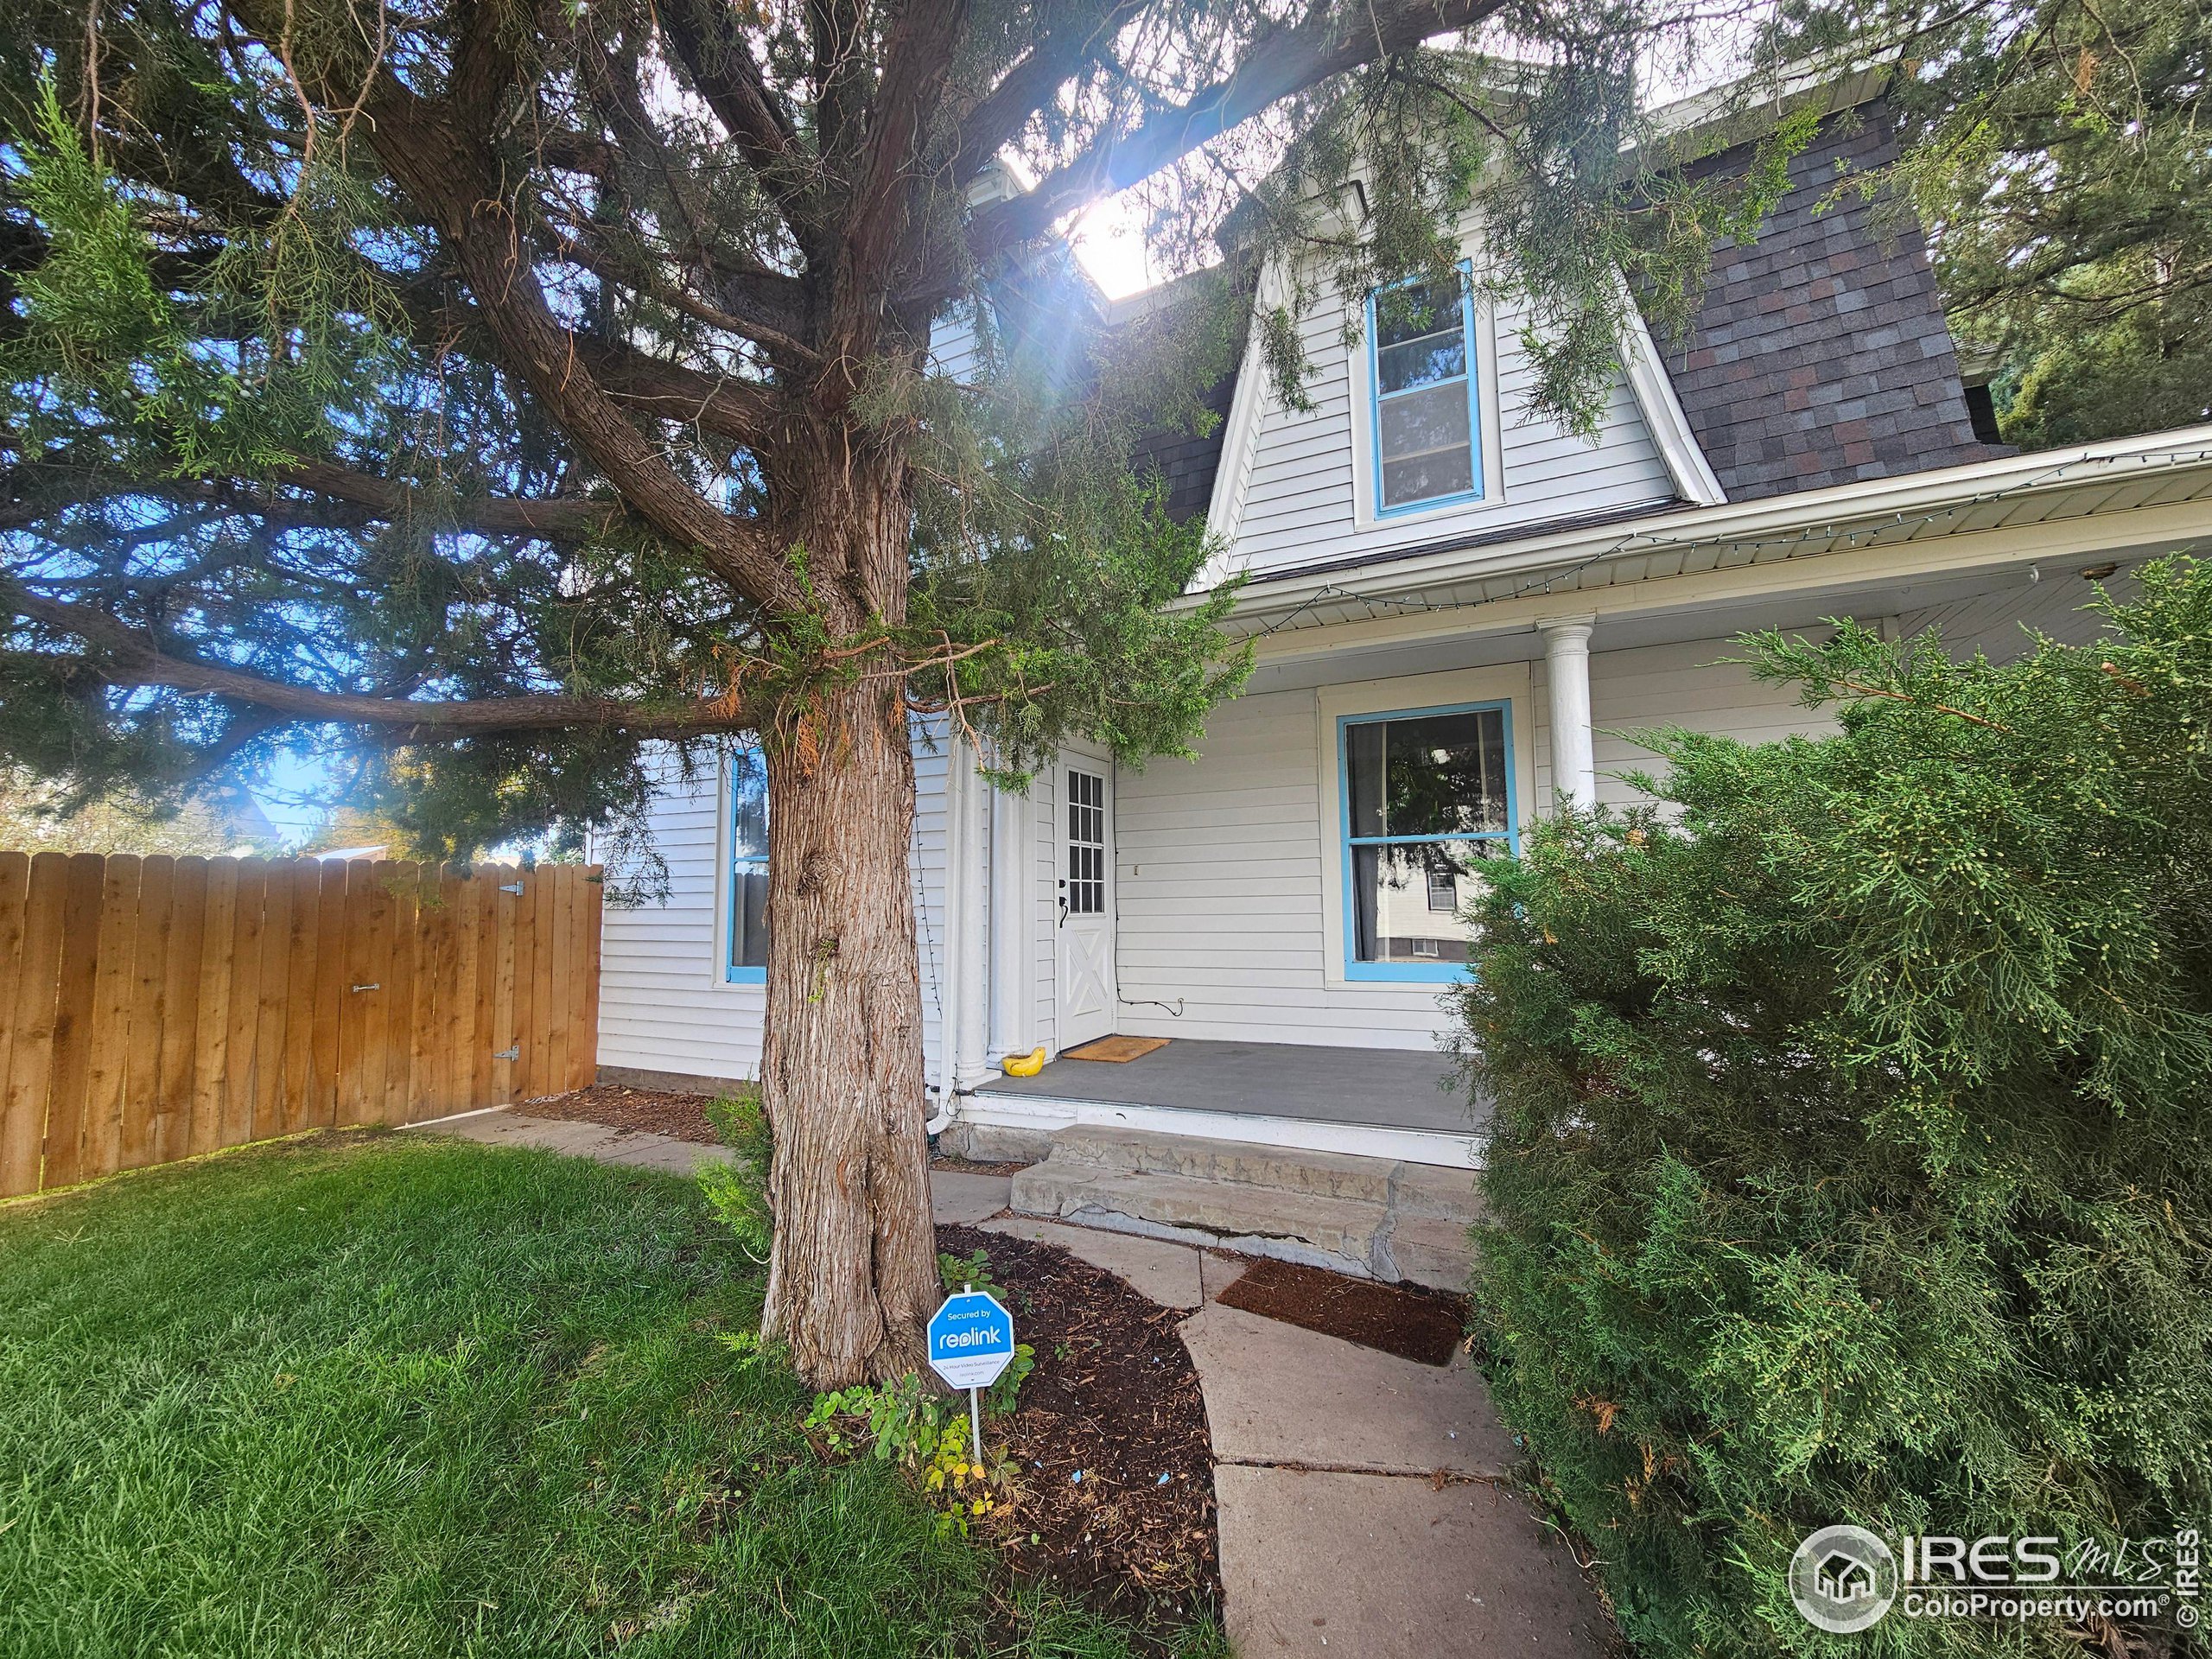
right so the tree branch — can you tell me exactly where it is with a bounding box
[353,80,805,611]
[966,0,1504,264]
[654,0,823,238]
[0,461,627,541]
[950,1,1148,187]
[10,592,741,739]
[845,0,972,289]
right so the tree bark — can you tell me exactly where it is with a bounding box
[755,454,940,1389]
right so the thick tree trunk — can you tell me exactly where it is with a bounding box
[754,453,941,1389]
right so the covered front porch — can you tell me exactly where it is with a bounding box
[922,430,2212,1171]
[965,1038,1484,1170]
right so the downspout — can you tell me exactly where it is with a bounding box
[925,739,967,1135]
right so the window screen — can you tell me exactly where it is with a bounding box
[728,748,769,979]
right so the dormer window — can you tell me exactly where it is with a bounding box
[1368,266,1484,515]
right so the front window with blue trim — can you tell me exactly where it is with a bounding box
[727,747,769,983]
[1341,703,1516,980]
[1369,270,1483,514]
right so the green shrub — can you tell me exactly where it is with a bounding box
[1453,559,2212,1656]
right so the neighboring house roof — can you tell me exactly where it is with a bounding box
[1656,99,2007,499]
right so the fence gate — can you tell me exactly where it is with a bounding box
[0,855,601,1199]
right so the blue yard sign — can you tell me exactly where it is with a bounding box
[927,1288,1015,1390]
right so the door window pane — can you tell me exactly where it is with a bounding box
[1066,768,1106,916]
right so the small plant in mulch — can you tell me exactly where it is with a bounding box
[802,1248,1041,1538]
[799,1229,1220,1637]
[803,1372,1020,1538]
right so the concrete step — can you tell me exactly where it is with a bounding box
[1042,1125,1414,1205]
[1008,1126,1482,1290]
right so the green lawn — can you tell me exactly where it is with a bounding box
[0,1133,1220,1658]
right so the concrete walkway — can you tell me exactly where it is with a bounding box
[417,1109,1609,1657]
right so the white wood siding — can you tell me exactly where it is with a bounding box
[1899,569,2125,660]
[595,751,758,1082]
[1588,636,1842,809]
[596,740,955,1087]
[1114,689,1459,1052]
[1221,277,1675,577]
[1112,628,1868,1049]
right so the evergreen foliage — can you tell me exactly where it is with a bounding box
[0,0,1807,849]
[1767,0,2212,447]
[1453,558,2212,1656]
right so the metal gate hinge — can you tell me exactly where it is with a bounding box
[350,982,380,993]
[499,881,525,894]
[493,1045,520,1061]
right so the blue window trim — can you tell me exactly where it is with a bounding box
[725,747,767,986]
[1338,699,1519,983]
[1366,260,1484,519]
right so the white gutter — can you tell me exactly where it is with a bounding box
[1213,423,2212,637]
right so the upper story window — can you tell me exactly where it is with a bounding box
[1339,702,1517,981]
[727,747,769,984]
[1368,268,1484,515]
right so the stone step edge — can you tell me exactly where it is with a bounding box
[1028,1135,1484,1221]
[1011,1164,1475,1289]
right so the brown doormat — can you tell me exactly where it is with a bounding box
[1062,1034,1170,1063]
[1213,1257,1469,1366]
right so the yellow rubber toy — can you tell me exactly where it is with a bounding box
[1001,1045,1047,1077]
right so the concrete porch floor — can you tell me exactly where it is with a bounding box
[975,1037,1487,1135]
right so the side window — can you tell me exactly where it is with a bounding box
[1341,703,1516,980]
[1369,270,1483,515]
[727,747,769,983]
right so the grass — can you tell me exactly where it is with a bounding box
[0,1131,1225,1659]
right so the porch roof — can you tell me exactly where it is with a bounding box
[1211,423,2212,642]
[975,1038,1486,1137]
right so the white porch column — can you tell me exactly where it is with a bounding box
[931,741,969,1117]
[1540,615,1598,810]
[953,749,992,1090]
[986,782,1036,1067]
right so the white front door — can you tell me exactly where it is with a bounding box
[1057,762,1116,1050]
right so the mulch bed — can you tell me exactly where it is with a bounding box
[1213,1256,1470,1366]
[519,1083,723,1143]
[521,1086,1034,1178]
[936,1222,1219,1636]
[928,1153,1033,1175]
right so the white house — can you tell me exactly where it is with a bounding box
[591,82,2212,1268]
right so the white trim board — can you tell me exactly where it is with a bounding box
[1617,289,1727,506]
[957,1089,1483,1170]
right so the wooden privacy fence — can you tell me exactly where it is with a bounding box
[0,855,602,1200]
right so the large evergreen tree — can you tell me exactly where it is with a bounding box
[1770,0,2212,445]
[1,0,1798,1385]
